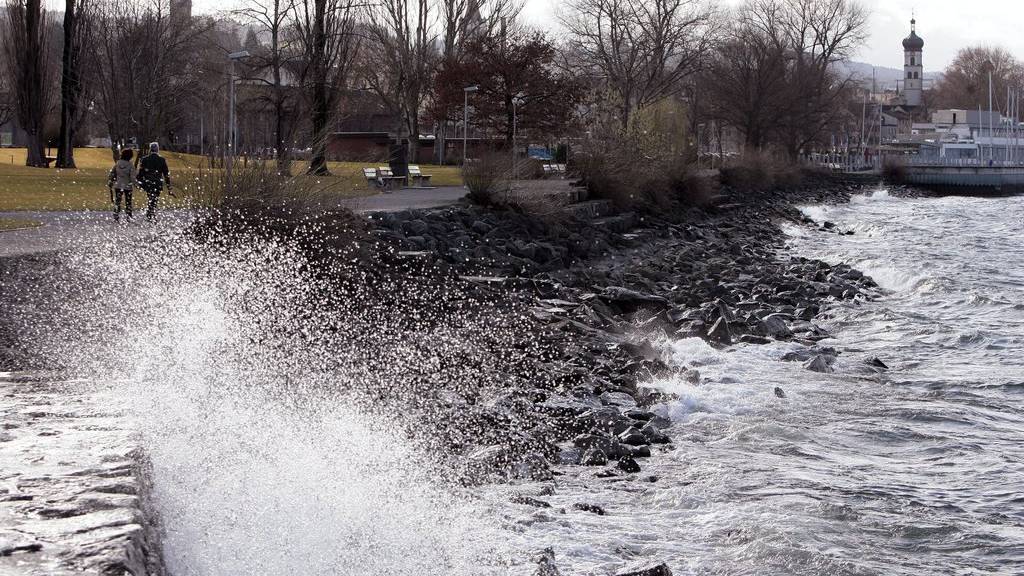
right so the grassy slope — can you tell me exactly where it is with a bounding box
[0,148,463,211]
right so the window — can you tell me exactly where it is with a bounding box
[907,71,912,79]
[911,56,916,66]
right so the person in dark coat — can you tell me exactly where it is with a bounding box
[137,142,174,222]
[108,148,137,223]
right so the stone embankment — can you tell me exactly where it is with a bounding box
[364,177,882,489]
[0,373,161,575]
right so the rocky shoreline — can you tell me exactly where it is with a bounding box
[0,173,886,575]
[357,176,884,488]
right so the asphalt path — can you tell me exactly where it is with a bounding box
[0,186,467,257]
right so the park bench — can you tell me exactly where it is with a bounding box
[542,163,554,177]
[377,166,406,189]
[363,167,381,188]
[408,165,432,187]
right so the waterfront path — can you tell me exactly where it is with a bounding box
[0,186,468,257]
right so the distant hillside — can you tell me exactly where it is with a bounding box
[838,61,942,90]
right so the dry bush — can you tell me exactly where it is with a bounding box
[462,152,512,206]
[719,151,803,193]
[572,97,713,211]
[189,159,366,244]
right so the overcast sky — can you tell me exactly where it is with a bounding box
[192,0,1024,71]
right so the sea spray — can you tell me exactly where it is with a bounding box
[13,222,552,575]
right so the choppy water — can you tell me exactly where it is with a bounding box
[492,190,1024,575]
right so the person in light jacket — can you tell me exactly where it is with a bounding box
[108,148,138,223]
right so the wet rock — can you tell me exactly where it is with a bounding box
[600,392,638,408]
[618,427,647,446]
[640,423,670,444]
[535,548,562,576]
[598,286,670,310]
[762,313,792,338]
[580,448,608,466]
[511,495,552,508]
[616,455,641,473]
[774,386,787,398]
[804,354,834,374]
[572,502,606,515]
[682,368,701,384]
[629,445,652,458]
[615,563,673,576]
[624,409,656,422]
[866,357,889,369]
[706,317,732,345]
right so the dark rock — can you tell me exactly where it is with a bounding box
[599,286,670,309]
[618,427,647,446]
[616,455,641,473]
[511,495,552,508]
[866,357,889,369]
[624,409,656,422]
[572,502,606,515]
[804,354,834,373]
[629,445,652,458]
[614,563,672,576]
[535,548,561,576]
[580,448,608,466]
[762,313,792,338]
[640,423,670,444]
[706,317,732,345]
[774,386,786,398]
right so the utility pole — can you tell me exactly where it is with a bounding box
[463,85,478,166]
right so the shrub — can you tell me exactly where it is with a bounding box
[461,152,512,206]
[188,159,366,246]
[881,157,907,183]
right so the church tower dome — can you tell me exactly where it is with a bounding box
[903,18,924,107]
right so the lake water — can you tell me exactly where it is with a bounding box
[490,190,1024,575]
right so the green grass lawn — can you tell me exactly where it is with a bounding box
[0,148,464,211]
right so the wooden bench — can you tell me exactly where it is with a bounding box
[408,165,432,187]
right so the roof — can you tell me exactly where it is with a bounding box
[903,19,924,50]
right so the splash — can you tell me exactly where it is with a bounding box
[14,221,534,575]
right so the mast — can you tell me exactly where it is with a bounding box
[989,72,994,163]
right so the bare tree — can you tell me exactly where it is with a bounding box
[292,0,360,175]
[701,0,866,156]
[363,0,437,161]
[2,0,52,166]
[55,0,95,168]
[235,0,300,173]
[776,0,867,156]
[560,0,718,130]
[702,2,789,149]
[932,46,1024,111]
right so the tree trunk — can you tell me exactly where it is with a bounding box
[56,0,81,169]
[307,0,330,175]
[19,0,48,167]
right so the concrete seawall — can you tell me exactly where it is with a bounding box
[0,373,163,575]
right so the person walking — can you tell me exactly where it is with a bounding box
[138,142,174,223]
[108,148,137,223]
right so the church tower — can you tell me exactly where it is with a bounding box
[903,18,924,107]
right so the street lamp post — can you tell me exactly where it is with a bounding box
[226,50,250,193]
[512,93,524,181]
[463,85,478,166]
